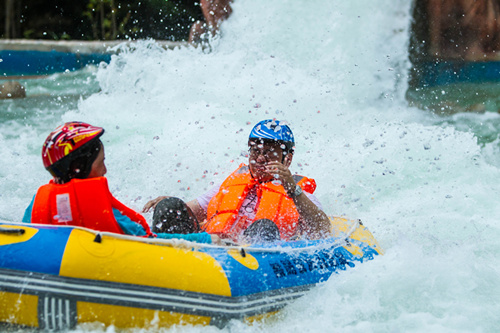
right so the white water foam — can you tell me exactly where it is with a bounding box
[1,0,499,331]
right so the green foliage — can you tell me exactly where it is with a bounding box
[0,0,203,40]
[22,29,36,39]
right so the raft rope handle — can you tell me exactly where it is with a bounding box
[80,218,362,253]
[0,218,361,253]
[0,227,26,235]
[94,234,102,243]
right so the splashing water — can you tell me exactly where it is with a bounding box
[1,0,499,331]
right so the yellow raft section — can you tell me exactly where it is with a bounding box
[330,216,384,257]
[0,225,233,328]
[61,229,230,294]
[0,292,39,327]
[61,229,231,328]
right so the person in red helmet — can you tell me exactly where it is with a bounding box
[22,122,213,243]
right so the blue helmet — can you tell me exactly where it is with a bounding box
[249,119,295,153]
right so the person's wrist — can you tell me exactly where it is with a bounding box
[288,185,303,198]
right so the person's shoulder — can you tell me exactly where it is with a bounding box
[235,164,249,174]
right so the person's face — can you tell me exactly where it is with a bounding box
[248,141,283,182]
[88,146,107,178]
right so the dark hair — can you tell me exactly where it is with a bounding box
[52,139,102,184]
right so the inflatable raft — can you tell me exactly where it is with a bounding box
[0,217,383,330]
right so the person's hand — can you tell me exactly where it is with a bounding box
[142,196,169,213]
[210,234,238,246]
[265,161,295,194]
[210,234,222,245]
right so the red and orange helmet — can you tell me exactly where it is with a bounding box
[42,122,104,182]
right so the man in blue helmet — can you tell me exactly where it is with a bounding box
[143,119,331,243]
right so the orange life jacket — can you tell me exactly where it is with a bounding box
[31,177,152,236]
[203,164,316,240]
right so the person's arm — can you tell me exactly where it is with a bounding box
[266,161,331,239]
[187,199,207,226]
[22,195,36,223]
[113,208,148,236]
[143,196,170,213]
[291,192,331,239]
